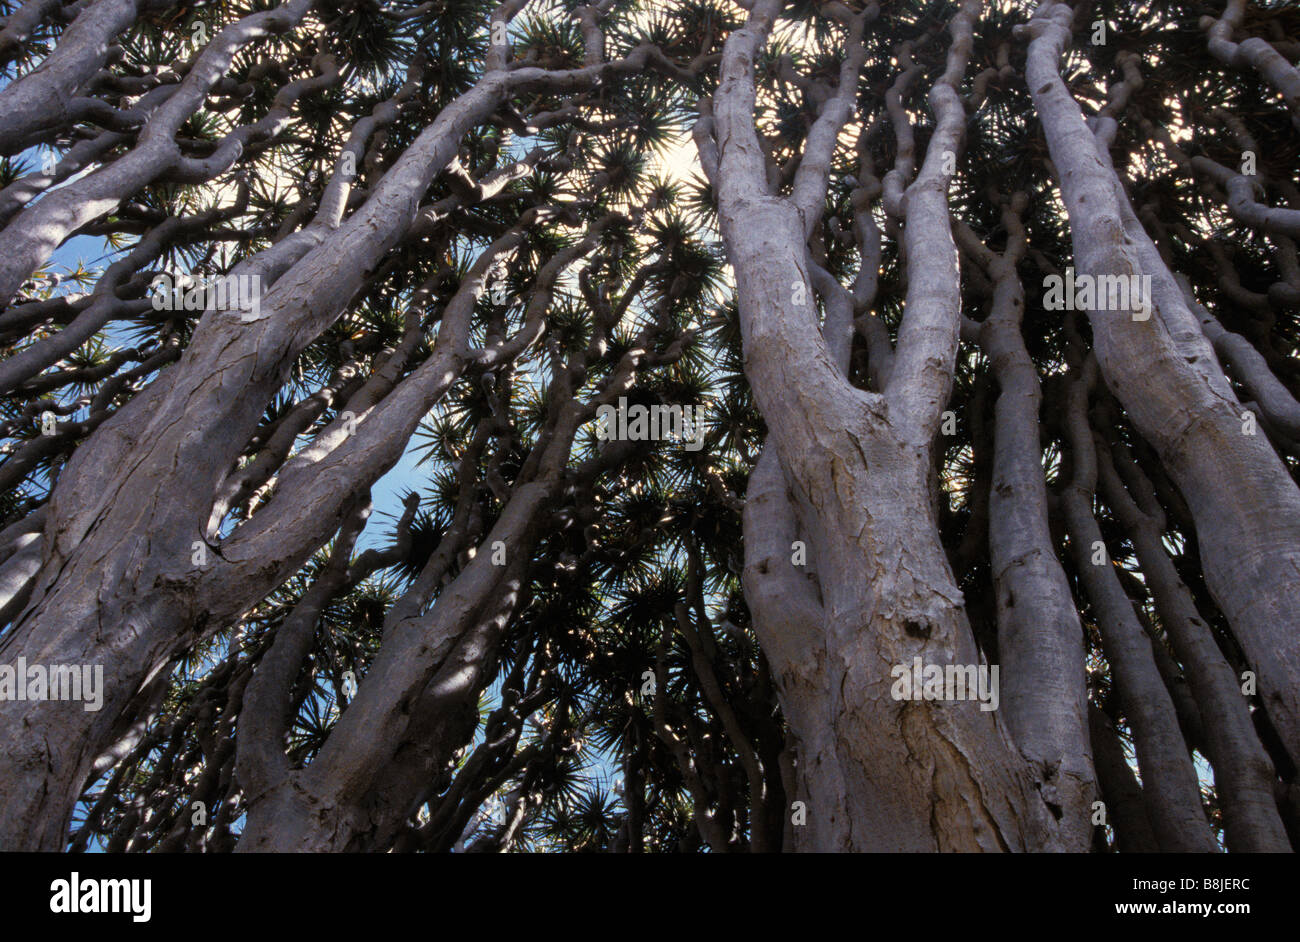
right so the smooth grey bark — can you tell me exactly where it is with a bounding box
[1059,355,1218,853]
[0,208,225,395]
[0,0,324,308]
[1093,412,1290,852]
[0,0,66,65]
[1203,0,1300,130]
[234,491,418,819]
[741,446,849,851]
[0,0,174,155]
[1187,287,1300,442]
[1129,128,1300,445]
[0,127,130,228]
[956,196,1096,852]
[1088,704,1160,853]
[1023,0,1300,775]
[234,322,661,850]
[1190,155,1300,240]
[710,0,1053,851]
[0,24,656,848]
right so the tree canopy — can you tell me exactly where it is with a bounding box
[0,0,1298,853]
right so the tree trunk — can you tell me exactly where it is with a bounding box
[1023,0,1300,773]
[712,0,1053,851]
